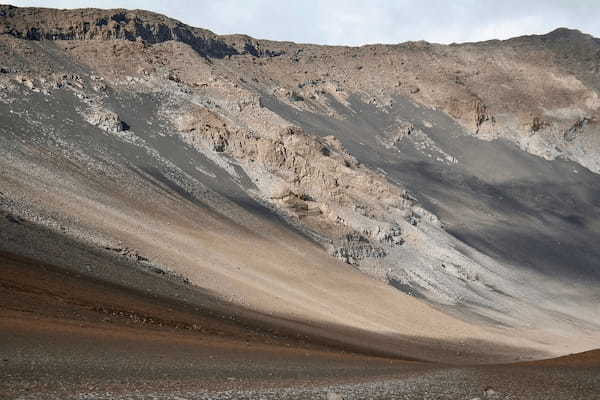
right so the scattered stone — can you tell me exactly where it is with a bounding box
[104,246,149,262]
[380,226,404,245]
[483,386,498,397]
[473,100,495,133]
[167,73,181,83]
[86,109,129,133]
[564,117,591,142]
[530,116,549,133]
[17,76,34,89]
[5,214,24,224]
[328,232,386,265]
[381,122,415,147]
[289,90,304,101]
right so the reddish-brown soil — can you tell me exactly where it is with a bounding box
[1,251,599,399]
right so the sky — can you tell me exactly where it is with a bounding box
[9,1,600,46]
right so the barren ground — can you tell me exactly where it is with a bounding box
[1,5,599,399]
[2,252,599,399]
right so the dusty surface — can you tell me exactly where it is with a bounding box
[1,4,600,399]
[2,252,599,399]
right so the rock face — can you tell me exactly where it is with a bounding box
[1,5,600,358]
[3,6,599,171]
[86,109,128,133]
[328,232,387,266]
[173,103,419,263]
[0,4,281,58]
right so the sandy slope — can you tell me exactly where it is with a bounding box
[0,157,556,361]
[1,252,599,399]
[0,7,599,398]
[1,80,598,358]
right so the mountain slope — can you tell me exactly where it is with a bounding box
[1,3,599,377]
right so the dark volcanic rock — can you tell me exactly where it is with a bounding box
[0,4,282,58]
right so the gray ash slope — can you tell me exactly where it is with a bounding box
[1,4,600,359]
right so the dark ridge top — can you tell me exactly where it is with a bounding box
[545,27,589,39]
[1,4,598,56]
[0,4,284,58]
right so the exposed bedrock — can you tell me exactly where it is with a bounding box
[1,5,600,357]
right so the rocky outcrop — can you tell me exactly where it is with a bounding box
[270,190,322,218]
[104,246,149,262]
[564,117,592,142]
[104,246,191,284]
[3,5,600,174]
[0,5,283,58]
[379,122,415,148]
[86,109,128,133]
[530,116,550,133]
[175,104,418,261]
[328,232,386,265]
[473,100,495,134]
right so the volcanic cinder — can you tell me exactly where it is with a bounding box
[1,5,599,399]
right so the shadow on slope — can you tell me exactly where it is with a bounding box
[0,220,546,366]
[261,93,600,284]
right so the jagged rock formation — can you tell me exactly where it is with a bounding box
[0,4,281,58]
[175,106,416,252]
[86,108,128,133]
[1,5,600,365]
[328,232,388,266]
[4,6,598,175]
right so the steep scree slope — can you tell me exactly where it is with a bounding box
[1,5,600,359]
